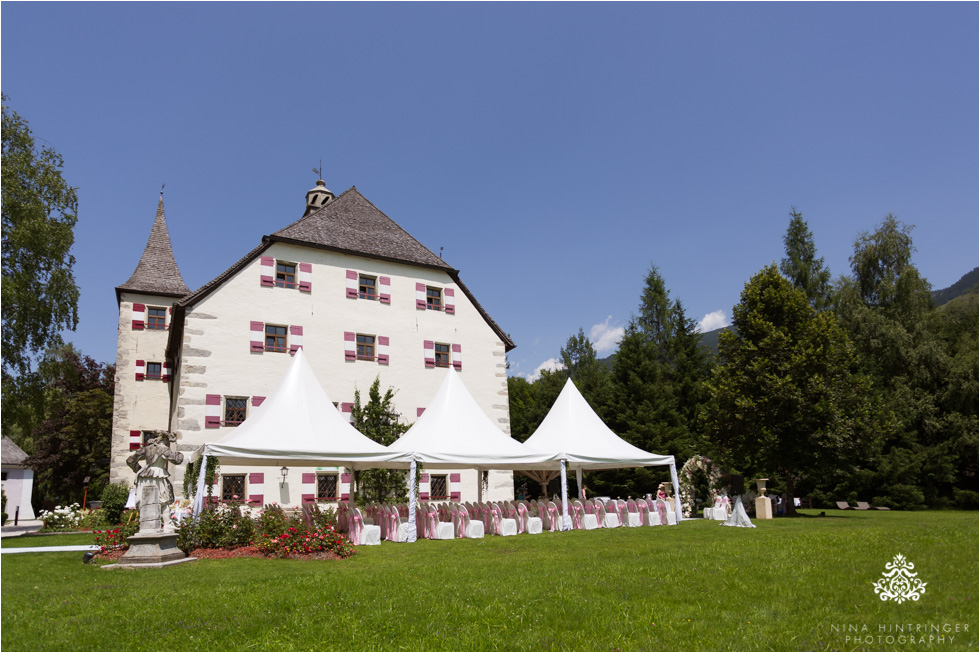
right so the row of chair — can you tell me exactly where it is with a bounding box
[337,497,677,545]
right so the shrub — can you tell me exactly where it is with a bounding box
[953,489,978,509]
[100,482,131,525]
[39,504,83,531]
[93,517,138,553]
[255,521,355,559]
[177,501,255,552]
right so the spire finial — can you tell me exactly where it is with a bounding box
[161,183,166,196]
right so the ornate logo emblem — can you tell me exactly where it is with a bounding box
[872,554,927,604]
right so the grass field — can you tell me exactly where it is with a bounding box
[2,510,977,651]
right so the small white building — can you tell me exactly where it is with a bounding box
[110,180,515,506]
[1,436,36,520]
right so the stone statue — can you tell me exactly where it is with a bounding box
[126,430,184,517]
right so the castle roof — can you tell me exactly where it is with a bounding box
[116,195,190,301]
[272,186,453,270]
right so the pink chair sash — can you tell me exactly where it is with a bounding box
[547,505,559,532]
[388,508,398,541]
[571,503,583,529]
[517,503,530,533]
[490,505,502,535]
[617,502,628,526]
[427,508,439,539]
[657,499,667,524]
[458,507,469,538]
[594,502,605,528]
[349,512,363,544]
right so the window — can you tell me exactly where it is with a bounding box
[145,362,162,379]
[275,262,297,289]
[147,307,167,330]
[317,474,339,501]
[222,475,246,502]
[224,397,247,426]
[426,287,442,311]
[356,334,375,361]
[430,475,449,500]
[434,343,451,368]
[265,325,287,352]
[358,275,377,300]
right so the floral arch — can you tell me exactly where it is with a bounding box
[678,455,722,518]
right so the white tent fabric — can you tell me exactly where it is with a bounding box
[196,349,412,468]
[721,496,756,528]
[387,368,555,470]
[523,378,683,525]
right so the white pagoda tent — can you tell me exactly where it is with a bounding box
[191,349,412,515]
[523,378,683,524]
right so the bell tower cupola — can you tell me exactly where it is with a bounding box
[304,179,335,216]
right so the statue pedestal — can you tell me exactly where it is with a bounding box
[755,496,773,520]
[103,531,195,569]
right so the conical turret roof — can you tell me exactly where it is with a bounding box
[116,194,190,299]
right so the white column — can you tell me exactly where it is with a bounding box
[192,454,208,518]
[576,468,584,499]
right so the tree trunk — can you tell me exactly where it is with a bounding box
[785,475,796,517]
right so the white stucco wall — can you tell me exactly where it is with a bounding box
[169,243,513,503]
[109,291,178,486]
[2,466,36,520]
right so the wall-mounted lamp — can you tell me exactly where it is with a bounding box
[280,466,289,486]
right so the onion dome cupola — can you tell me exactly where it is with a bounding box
[115,193,191,303]
[304,179,335,216]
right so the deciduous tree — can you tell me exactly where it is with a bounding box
[350,377,410,502]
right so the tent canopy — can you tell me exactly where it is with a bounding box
[523,378,675,470]
[387,368,555,469]
[196,349,412,469]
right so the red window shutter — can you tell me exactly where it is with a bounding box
[344,332,356,361]
[290,325,303,355]
[415,282,426,310]
[249,495,264,506]
[135,360,145,381]
[424,340,435,368]
[205,394,221,428]
[250,321,264,353]
[444,288,455,314]
[346,270,358,299]
[249,473,264,484]
[161,361,171,382]
[379,276,391,304]
[452,343,462,371]
[298,262,312,292]
[252,396,265,407]
[260,256,275,287]
[132,303,145,330]
[450,473,461,483]
[377,336,389,365]
[302,494,315,503]
[302,473,316,484]
[417,407,425,417]
[129,430,142,450]
[420,474,429,483]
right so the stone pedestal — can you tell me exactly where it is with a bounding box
[755,496,773,520]
[102,484,195,569]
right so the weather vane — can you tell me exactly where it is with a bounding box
[313,160,322,180]
[161,183,165,195]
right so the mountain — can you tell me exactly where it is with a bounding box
[932,268,978,307]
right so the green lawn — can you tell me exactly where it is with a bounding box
[1,510,976,651]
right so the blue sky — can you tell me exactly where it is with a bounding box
[3,2,977,380]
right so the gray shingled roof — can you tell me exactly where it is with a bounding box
[2,436,29,466]
[116,195,190,299]
[273,187,453,270]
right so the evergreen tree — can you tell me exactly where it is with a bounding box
[560,328,610,412]
[350,377,410,502]
[780,208,832,310]
[705,265,874,515]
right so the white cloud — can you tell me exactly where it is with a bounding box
[519,357,565,382]
[589,316,624,356]
[697,309,729,333]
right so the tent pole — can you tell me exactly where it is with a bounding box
[560,459,571,531]
[669,460,683,523]
[477,469,483,504]
[576,468,583,499]
[407,460,417,543]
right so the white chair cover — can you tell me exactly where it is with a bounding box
[625,500,642,527]
[353,508,382,546]
[599,501,620,528]
[519,502,543,534]
[495,502,518,536]
[579,500,599,530]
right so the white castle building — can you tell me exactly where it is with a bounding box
[110,180,515,505]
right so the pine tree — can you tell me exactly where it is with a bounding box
[780,208,832,310]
